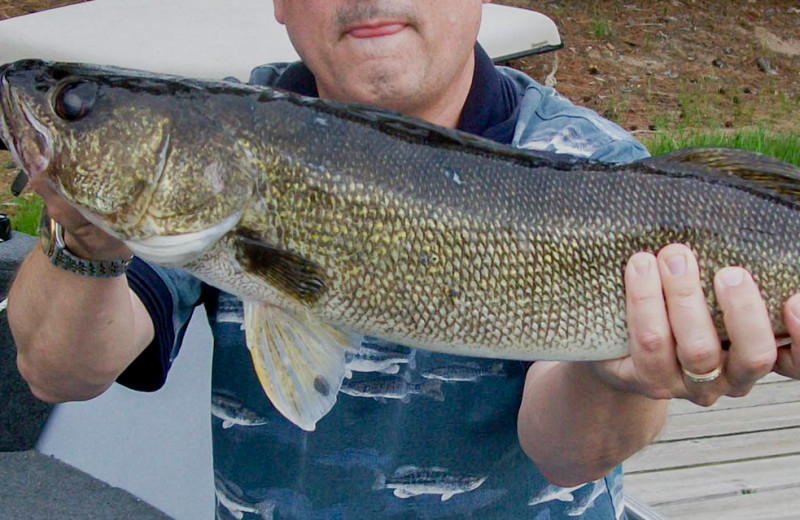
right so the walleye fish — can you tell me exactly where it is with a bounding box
[339,374,444,403]
[420,361,504,382]
[373,465,488,501]
[211,391,270,429]
[214,472,274,520]
[2,59,800,431]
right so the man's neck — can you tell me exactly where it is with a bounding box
[399,51,476,129]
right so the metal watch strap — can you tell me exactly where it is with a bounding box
[44,218,132,277]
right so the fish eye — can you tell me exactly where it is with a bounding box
[53,81,97,121]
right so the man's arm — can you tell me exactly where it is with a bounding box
[8,186,154,403]
[518,360,666,487]
[10,248,153,403]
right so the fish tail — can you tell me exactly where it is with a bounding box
[257,500,276,520]
[407,349,418,370]
[373,470,387,490]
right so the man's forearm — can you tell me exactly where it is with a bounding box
[517,361,667,487]
[9,248,154,402]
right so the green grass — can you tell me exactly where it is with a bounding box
[590,16,613,40]
[643,127,800,167]
[589,3,613,40]
[9,195,42,235]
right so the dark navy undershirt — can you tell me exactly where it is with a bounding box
[118,43,521,390]
[117,258,177,390]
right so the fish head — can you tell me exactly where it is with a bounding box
[0,60,254,257]
[0,60,174,231]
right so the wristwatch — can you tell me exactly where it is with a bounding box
[39,210,133,277]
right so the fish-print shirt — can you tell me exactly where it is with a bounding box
[119,44,650,519]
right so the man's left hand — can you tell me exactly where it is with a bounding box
[591,243,800,407]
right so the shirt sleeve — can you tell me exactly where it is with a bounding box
[500,66,650,163]
[116,258,202,391]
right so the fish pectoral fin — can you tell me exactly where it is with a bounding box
[650,147,800,200]
[234,230,328,305]
[244,302,361,431]
[392,489,416,499]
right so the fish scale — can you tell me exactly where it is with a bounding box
[3,59,800,430]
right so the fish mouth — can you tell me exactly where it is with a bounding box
[0,67,53,179]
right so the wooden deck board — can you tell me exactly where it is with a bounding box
[625,453,800,505]
[658,401,800,441]
[648,485,800,520]
[624,376,800,518]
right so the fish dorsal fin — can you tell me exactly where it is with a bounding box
[394,465,423,477]
[244,302,361,431]
[652,147,800,200]
[234,231,327,305]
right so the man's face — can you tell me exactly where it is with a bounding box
[273,0,488,117]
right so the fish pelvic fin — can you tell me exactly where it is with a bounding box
[234,231,328,305]
[651,147,800,200]
[490,361,504,376]
[421,380,445,402]
[244,302,361,431]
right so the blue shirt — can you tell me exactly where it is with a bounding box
[120,45,649,519]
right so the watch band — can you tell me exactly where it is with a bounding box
[40,214,133,277]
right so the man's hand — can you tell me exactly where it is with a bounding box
[29,170,130,260]
[593,243,800,407]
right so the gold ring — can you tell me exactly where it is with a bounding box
[682,366,722,383]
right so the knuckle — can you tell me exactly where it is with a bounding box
[680,342,719,368]
[727,386,753,398]
[722,297,764,318]
[737,351,777,380]
[667,285,701,309]
[633,329,670,354]
[628,289,662,308]
[748,350,778,373]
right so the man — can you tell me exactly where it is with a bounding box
[10,0,800,518]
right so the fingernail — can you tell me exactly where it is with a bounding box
[666,255,686,276]
[634,258,651,277]
[720,267,744,287]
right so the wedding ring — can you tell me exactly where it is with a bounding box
[682,366,722,383]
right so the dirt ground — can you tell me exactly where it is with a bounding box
[510,0,800,134]
[2,0,800,211]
